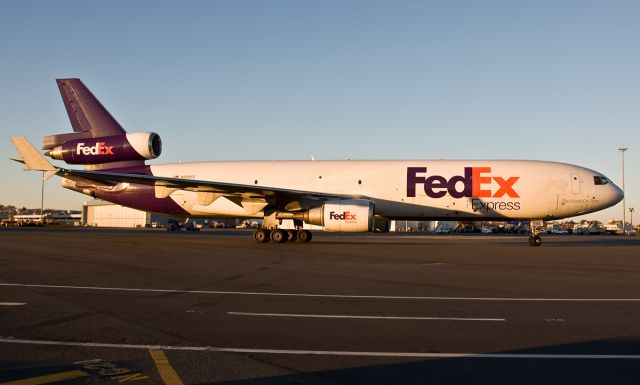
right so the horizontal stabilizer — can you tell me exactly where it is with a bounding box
[10,136,58,178]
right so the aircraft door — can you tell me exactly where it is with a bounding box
[571,174,580,194]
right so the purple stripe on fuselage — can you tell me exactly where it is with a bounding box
[71,165,189,216]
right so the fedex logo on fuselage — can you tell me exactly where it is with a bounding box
[329,211,357,221]
[407,167,519,198]
[76,142,114,156]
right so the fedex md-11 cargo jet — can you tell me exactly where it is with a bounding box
[10,79,623,246]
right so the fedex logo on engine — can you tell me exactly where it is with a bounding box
[407,167,519,198]
[76,142,114,156]
[329,211,357,221]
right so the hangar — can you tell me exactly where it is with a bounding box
[82,200,169,228]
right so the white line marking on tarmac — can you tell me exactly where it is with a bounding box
[0,302,26,306]
[228,312,506,322]
[2,282,640,302]
[1,337,639,360]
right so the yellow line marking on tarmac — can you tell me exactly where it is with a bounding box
[149,348,185,385]
[0,370,89,385]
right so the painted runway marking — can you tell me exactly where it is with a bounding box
[2,282,640,302]
[1,337,639,360]
[0,370,89,385]
[74,358,148,382]
[149,348,185,385]
[0,302,26,306]
[228,312,506,322]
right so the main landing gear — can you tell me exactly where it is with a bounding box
[253,228,313,243]
[166,218,199,232]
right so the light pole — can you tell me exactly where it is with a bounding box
[41,171,44,222]
[630,208,635,232]
[619,147,628,232]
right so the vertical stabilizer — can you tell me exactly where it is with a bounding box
[40,78,153,170]
[56,78,125,135]
[42,79,128,150]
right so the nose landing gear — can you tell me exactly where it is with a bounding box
[528,220,542,246]
[528,234,542,246]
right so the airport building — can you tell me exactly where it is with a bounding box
[81,200,237,228]
[82,200,169,228]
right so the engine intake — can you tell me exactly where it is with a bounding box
[46,132,162,164]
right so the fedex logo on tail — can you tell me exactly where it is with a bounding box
[76,142,114,156]
[407,167,519,198]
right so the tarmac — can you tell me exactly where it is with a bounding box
[1,227,639,384]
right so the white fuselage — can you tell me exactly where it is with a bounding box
[148,159,622,221]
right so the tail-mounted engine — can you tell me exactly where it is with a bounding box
[291,199,375,232]
[45,132,162,164]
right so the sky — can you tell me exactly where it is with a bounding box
[0,0,638,224]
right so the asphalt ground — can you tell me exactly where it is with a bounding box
[0,228,639,385]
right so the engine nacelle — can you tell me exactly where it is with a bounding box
[46,132,162,164]
[295,199,375,232]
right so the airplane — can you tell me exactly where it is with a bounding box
[10,78,623,246]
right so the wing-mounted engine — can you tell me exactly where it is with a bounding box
[45,132,162,165]
[288,199,375,232]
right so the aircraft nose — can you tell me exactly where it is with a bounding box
[608,182,624,206]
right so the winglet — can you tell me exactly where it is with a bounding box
[10,136,58,179]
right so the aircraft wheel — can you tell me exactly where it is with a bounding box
[286,230,297,242]
[253,229,270,243]
[270,229,287,243]
[297,229,312,242]
[528,235,542,247]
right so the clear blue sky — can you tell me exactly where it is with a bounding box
[1,0,638,223]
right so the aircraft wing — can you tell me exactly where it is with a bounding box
[10,136,355,209]
[59,167,351,201]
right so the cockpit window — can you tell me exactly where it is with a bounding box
[594,176,609,185]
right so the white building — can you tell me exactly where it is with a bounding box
[83,200,159,228]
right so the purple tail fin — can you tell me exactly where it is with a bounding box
[57,78,125,135]
[42,79,126,150]
[41,78,160,170]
